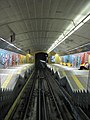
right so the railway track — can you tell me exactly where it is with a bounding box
[5,65,90,120]
[44,70,73,120]
[46,68,90,120]
[11,71,37,120]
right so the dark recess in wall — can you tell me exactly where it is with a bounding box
[35,52,48,68]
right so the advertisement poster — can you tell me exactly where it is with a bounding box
[60,51,90,68]
[0,48,26,68]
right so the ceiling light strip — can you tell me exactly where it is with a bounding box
[47,14,90,53]
[0,37,21,51]
[67,42,90,52]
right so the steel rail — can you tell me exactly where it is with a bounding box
[23,74,37,120]
[44,71,63,120]
[42,79,48,120]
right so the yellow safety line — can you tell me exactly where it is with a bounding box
[17,69,22,74]
[62,70,66,76]
[4,71,34,120]
[17,66,27,74]
[2,66,30,88]
[2,74,13,89]
[61,70,84,90]
[71,74,84,90]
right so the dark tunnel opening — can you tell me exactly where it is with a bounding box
[35,52,48,68]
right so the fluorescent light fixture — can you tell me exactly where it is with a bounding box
[63,22,75,35]
[74,22,84,31]
[17,48,21,51]
[9,43,15,47]
[83,14,90,23]
[0,38,5,41]
[47,14,90,53]
[66,22,84,38]
[0,37,22,51]
[1,37,10,44]
[67,42,90,52]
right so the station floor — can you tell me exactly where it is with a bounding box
[47,64,89,92]
[0,64,34,90]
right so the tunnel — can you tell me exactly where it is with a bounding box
[35,52,48,68]
[1,1,90,120]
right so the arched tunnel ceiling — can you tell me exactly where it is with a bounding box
[0,0,90,54]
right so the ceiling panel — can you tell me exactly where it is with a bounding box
[0,25,11,39]
[0,0,89,53]
[49,0,60,17]
[42,0,51,17]
[8,22,27,33]
[27,0,35,18]
[24,21,33,31]
[16,33,29,41]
